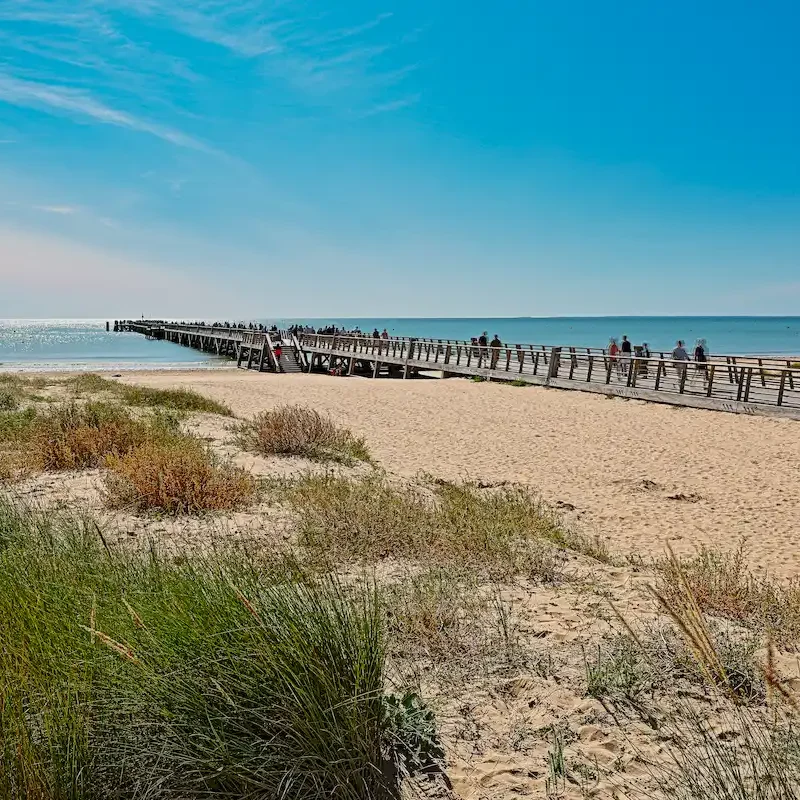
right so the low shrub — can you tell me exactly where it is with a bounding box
[68,373,117,395]
[287,473,571,577]
[0,389,18,411]
[0,497,442,798]
[235,405,370,464]
[104,436,257,513]
[0,408,36,443]
[29,402,174,471]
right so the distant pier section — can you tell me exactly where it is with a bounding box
[115,320,800,420]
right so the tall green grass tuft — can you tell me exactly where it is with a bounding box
[0,496,439,799]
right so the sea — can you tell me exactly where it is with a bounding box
[1,317,799,371]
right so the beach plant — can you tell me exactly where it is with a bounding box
[118,384,233,416]
[384,567,480,663]
[652,704,800,799]
[656,543,800,648]
[234,405,370,464]
[285,473,585,576]
[28,401,177,470]
[0,496,442,799]
[68,373,233,416]
[0,389,18,411]
[104,435,257,513]
[68,372,118,395]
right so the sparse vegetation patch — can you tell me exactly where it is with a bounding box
[235,405,370,464]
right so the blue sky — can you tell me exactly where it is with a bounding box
[1,0,798,317]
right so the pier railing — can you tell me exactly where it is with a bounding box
[298,333,800,415]
[120,323,800,419]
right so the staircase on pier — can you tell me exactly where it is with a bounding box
[276,345,304,373]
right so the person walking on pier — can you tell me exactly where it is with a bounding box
[694,338,709,387]
[672,340,689,384]
[620,335,632,374]
[489,334,502,369]
[478,331,488,365]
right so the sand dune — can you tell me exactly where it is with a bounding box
[116,368,800,577]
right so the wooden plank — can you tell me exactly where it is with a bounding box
[777,369,787,406]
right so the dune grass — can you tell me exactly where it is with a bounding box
[0,496,439,799]
[104,435,257,513]
[235,405,370,464]
[0,374,46,410]
[656,544,800,648]
[0,389,18,411]
[119,384,233,416]
[0,402,166,477]
[585,622,765,705]
[68,373,233,416]
[655,704,800,800]
[283,473,605,576]
[32,402,179,471]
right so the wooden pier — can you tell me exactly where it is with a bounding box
[118,321,800,421]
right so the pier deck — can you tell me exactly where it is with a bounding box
[118,322,800,420]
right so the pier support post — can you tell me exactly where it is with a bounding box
[546,347,562,383]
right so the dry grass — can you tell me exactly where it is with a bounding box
[0,403,165,475]
[30,402,174,471]
[586,622,765,705]
[235,405,370,464]
[104,436,257,513]
[285,473,578,578]
[657,543,800,648]
[0,390,18,411]
[385,568,481,664]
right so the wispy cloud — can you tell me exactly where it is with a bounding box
[362,94,421,117]
[107,1,419,112]
[33,205,80,215]
[0,74,216,153]
[0,0,421,151]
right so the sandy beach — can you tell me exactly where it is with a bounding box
[101,367,800,578]
[4,365,800,799]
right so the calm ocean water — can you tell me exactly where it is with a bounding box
[0,319,222,371]
[1,317,799,370]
